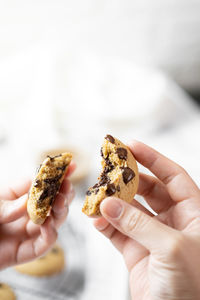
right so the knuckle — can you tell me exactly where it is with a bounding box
[125,210,145,233]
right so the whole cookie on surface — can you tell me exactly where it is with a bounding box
[28,153,72,225]
[15,244,65,277]
[82,135,139,217]
[0,283,16,300]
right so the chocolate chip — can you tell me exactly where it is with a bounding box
[56,165,67,171]
[44,174,62,184]
[121,167,135,184]
[116,185,120,192]
[0,284,2,288]
[106,183,116,196]
[92,183,98,189]
[100,147,104,157]
[105,134,115,144]
[94,188,99,194]
[104,157,114,173]
[99,174,110,186]
[116,147,127,160]
[86,190,92,196]
[39,188,49,201]
[34,179,41,188]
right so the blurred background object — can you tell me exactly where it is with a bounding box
[0,1,200,299]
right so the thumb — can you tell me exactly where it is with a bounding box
[100,197,179,253]
[0,194,28,224]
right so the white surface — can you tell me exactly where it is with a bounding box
[1,0,200,91]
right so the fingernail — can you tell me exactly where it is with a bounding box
[102,198,123,219]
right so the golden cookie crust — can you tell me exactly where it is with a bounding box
[28,153,72,225]
[0,283,16,300]
[82,135,139,216]
[15,244,65,277]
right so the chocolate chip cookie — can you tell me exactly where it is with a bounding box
[82,135,139,216]
[28,153,72,225]
[15,244,65,277]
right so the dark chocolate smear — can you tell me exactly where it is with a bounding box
[38,175,62,203]
[116,147,127,160]
[106,183,116,196]
[56,165,67,171]
[44,174,62,184]
[99,173,110,186]
[121,167,135,184]
[105,134,115,144]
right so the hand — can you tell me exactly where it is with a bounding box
[94,141,200,300]
[0,163,75,270]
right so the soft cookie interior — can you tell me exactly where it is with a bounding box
[82,135,139,216]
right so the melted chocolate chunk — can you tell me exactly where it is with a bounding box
[104,157,114,172]
[34,179,41,188]
[39,188,49,201]
[116,185,120,192]
[121,167,135,184]
[105,134,115,144]
[56,165,67,171]
[86,190,92,196]
[94,188,99,194]
[106,183,116,196]
[44,174,62,184]
[38,174,62,203]
[99,173,110,186]
[116,147,127,160]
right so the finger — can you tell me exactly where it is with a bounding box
[94,217,128,252]
[51,193,69,228]
[0,194,27,224]
[138,173,173,213]
[65,162,76,178]
[16,216,57,264]
[52,181,75,227]
[58,179,75,205]
[100,197,179,253]
[0,180,31,200]
[94,199,153,252]
[128,140,200,202]
[94,218,148,271]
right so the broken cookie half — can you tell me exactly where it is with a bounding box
[28,153,72,225]
[82,135,139,217]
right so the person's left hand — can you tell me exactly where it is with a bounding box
[0,163,75,270]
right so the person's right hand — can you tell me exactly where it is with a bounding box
[94,141,200,300]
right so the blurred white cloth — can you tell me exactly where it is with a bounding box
[1,0,200,91]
